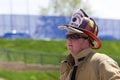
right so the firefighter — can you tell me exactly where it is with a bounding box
[58,9,120,80]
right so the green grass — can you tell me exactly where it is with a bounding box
[0,39,119,80]
[0,39,119,55]
[0,39,120,54]
[0,39,120,63]
[0,70,59,80]
[97,41,120,56]
[0,39,67,54]
[0,39,120,65]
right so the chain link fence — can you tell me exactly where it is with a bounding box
[0,48,66,65]
[0,48,120,66]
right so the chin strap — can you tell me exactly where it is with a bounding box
[88,38,94,47]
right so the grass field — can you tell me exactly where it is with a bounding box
[0,39,120,64]
[0,39,119,55]
[0,39,119,80]
[0,39,120,62]
[0,70,59,80]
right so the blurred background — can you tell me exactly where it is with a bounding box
[0,0,120,80]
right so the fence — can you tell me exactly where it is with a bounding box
[0,48,120,66]
[0,48,66,65]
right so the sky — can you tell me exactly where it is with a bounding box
[88,0,120,19]
[0,0,120,19]
[0,0,49,15]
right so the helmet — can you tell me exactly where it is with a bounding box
[59,9,101,49]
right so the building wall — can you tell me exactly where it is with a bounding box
[0,15,120,40]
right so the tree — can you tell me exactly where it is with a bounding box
[40,0,91,16]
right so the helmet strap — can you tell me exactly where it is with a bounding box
[88,38,94,47]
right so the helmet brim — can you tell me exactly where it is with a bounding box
[58,25,102,49]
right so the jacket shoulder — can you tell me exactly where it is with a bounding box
[91,53,119,66]
[91,53,111,61]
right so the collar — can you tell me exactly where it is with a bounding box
[74,48,94,65]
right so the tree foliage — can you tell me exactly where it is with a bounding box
[40,0,91,16]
